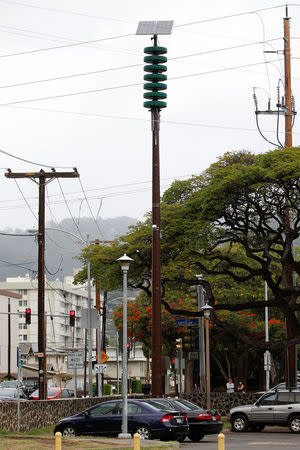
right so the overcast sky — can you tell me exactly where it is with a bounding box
[0,0,299,233]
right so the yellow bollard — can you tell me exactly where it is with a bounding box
[218,432,225,450]
[133,433,141,450]
[55,431,62,450]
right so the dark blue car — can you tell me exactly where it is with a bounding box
[54,399,188,441]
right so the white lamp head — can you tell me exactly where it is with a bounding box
[117,254,133,271]
[202,302,213,319]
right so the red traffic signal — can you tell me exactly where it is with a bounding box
[25,308,31,325]
[69,310,75,327]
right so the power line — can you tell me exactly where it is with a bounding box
[78,178,106,240]
[0,32,134,59]
[0,38,281,90]
[0,59,283,107]
[0,174,192,205]
[57,178,84,241]
[0,257,37,272]
[0,231,36,236]
[175,5,285,28]
[0,147,74,169]
[0,0,132,24]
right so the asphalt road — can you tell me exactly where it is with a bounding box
[179,430,300,449]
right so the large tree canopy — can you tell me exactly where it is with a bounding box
[74,147,300,351]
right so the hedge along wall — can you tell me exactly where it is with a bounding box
[0,392,261,432]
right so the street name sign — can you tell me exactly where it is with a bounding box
[176,318,198,326]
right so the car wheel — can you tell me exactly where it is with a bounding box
[62,425,77,437]
[288,415,300,433]
[135,426,151,440]
[250,424,265,432]
[188,431,204,442]
[232,414,249,432]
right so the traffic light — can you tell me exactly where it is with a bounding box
[127,342,130,358]
[183,332,192,351]
[175,338,182,349]
[25,308,31,325]
[69,310,75,327]
[189,285,198,305]
[143,45,167,109]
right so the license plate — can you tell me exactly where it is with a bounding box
[176,418,183,423]
[212,416,216,421]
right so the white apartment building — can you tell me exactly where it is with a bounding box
[0,289,22,379]
[0,275,92,351]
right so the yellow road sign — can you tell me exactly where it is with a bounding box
[101,351,109,364]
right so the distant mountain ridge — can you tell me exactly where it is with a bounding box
[0,216,136,281]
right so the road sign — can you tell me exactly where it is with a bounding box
[81,308,99,329]
[95,364,107,374]
[18,346,22,367]
[176,318,198,326]
[67,351,84,369]
[101,351,109,364]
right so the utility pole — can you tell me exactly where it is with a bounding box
[5,168,79,399]
[137,19,173,397]
[253,7,297,388]
[283,10,297,389]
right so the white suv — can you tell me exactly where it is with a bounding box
[229,390,300,433]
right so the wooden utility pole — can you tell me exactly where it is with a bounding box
[151,94,162,397]
[5,168,79,399]
[254,7,297,389]
[283,11,297,389]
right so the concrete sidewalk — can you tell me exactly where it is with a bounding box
[79,437,180,448]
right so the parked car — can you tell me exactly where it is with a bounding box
[229,389,300,433]
[54,399,188,441]
[0,380,26,390]
[22,379,38,395]
[141,398,223,442]
[30,387,75,400]
[0,387,28,401]
[268,382,300,391]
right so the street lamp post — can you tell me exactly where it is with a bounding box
[117,254,133,439]
[196,274,206,393]
[202,302,213,410]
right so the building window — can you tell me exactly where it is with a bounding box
[19,323,22,329]
[23,335,27,341]
[19,300,22,306]
[19,334,23,340]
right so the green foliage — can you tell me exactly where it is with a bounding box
[103,384,111,395]
[131,378,142,393]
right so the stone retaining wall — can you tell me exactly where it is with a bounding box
[0,392,261,432]
[183,392,261,416]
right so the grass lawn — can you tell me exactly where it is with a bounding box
[0,426,179,449]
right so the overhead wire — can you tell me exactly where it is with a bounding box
[0,33,134,59]
[0,38,281,90]
[0,147,74,169]
[0,257,37,272]
[57,178,85,241]
[174,5,286,28]
[78,177,106,240]
[14,178,78,252]
[0,59,284,108]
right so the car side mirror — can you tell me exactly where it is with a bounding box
[84,411,89,417]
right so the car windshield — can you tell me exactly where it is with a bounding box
[172,399,202,411]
